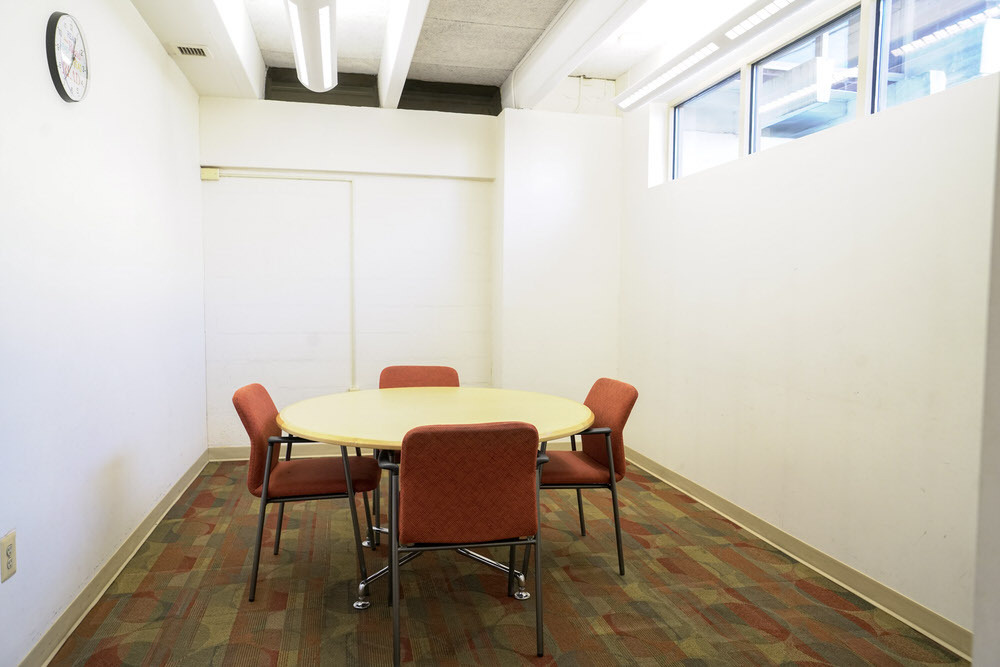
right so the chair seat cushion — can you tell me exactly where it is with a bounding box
[252,455,381,498]
[541,450,623,486]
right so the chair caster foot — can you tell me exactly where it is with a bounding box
[362,539,373,548]
[353,599,371,609]
[514,591,530,600]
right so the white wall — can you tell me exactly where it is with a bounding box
[619,74,1000,629]
[0,1,205,664]
[534,76,620,117]
[353,176,493,389]
[200,100,495,445]
[974,107,1000,662]
[494,109,622,400]
[203,177,354,446]
[200,97,497,180]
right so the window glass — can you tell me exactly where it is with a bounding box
[753,8,862,151]
[878,0,1000,109]
[673,73,742,179]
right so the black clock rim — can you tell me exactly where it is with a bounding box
[46,12,81,103]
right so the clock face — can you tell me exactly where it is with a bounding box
[46,13,89,102]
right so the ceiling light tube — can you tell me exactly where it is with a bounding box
[890,11,996,57]
[725,0,797,40]
[615,42,719,110]
[285,0,338,92]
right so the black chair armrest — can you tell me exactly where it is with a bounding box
[578,427,611,436]
[377,449,400,472]
[268,435,314,445]
[536,452,550,467]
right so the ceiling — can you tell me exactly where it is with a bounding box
[244,0,389,75]
[242,0,758,86]
[135,0,771,108]
[573,0,758,80]
[410,0,568,86]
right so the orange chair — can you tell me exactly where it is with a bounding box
[367,365,460,548]
[380,422,548,665]
[379,365,460,389]
[538,378,638,575]
[232,383,381,601]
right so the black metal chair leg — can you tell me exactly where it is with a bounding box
[273,438,292,555]
[605,433,625,576]
[387,474,393,603]
[535,469,544,657]
[507,545,516,596]
[341,447,370,583]
[361,491,375,549]
[354,447,376,551]
[272,502,286,555]
[390,472,401,667]
[249,499,267,602]
[249,442,275,602]
[521,542,531,579]
[569,435,586,536]
[374,471,381,547]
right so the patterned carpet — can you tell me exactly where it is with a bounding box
[52,460,966,666]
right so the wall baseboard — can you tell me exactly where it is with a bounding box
[625,447,972,660]
[25,450,210,667]
[208,442,344,461]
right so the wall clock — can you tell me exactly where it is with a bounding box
[46,12,89,102]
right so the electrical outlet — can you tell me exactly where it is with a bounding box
[1,531,15,582]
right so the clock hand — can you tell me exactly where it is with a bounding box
[63,34,78,77]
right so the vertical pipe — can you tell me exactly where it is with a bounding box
[391,472,401,666]
[348,180,358,390]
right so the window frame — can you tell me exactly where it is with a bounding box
[671,71,743,181]
[749,5,866,154]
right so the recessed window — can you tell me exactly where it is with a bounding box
[876,0,1000,110]
[672,73,742,179]
[752,8,862,152]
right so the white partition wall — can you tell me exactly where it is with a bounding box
[353,176,492,389]
[619,74,1000,633]
[200,99,497,445]
[202,177,354,445]
[493,109,623,400]
[0,2,205,664]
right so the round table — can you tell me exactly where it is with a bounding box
[277,386,594,609]
[276,386,594,450]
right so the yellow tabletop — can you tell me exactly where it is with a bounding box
[276,387,594,451]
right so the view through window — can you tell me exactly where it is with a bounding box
[752,8,862,151]
[673,73,742,178]
[878,0,1000,109]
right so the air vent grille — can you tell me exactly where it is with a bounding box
[175,45,210,57]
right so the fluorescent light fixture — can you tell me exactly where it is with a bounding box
[891,10,997,57]
[285,0,338,92]
[617,42,719,109]
[724,0,798,40]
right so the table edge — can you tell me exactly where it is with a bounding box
[275,398,595,451]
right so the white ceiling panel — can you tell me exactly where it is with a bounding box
[143,0,766,106]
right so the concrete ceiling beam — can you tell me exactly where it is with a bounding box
[500,0,646,109]
[378,0,431,108]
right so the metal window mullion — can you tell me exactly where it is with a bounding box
[738,62,753,158]
[669,105,680,180]
[857,0,881,117]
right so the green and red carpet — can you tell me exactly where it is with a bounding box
[52,461,966,665]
